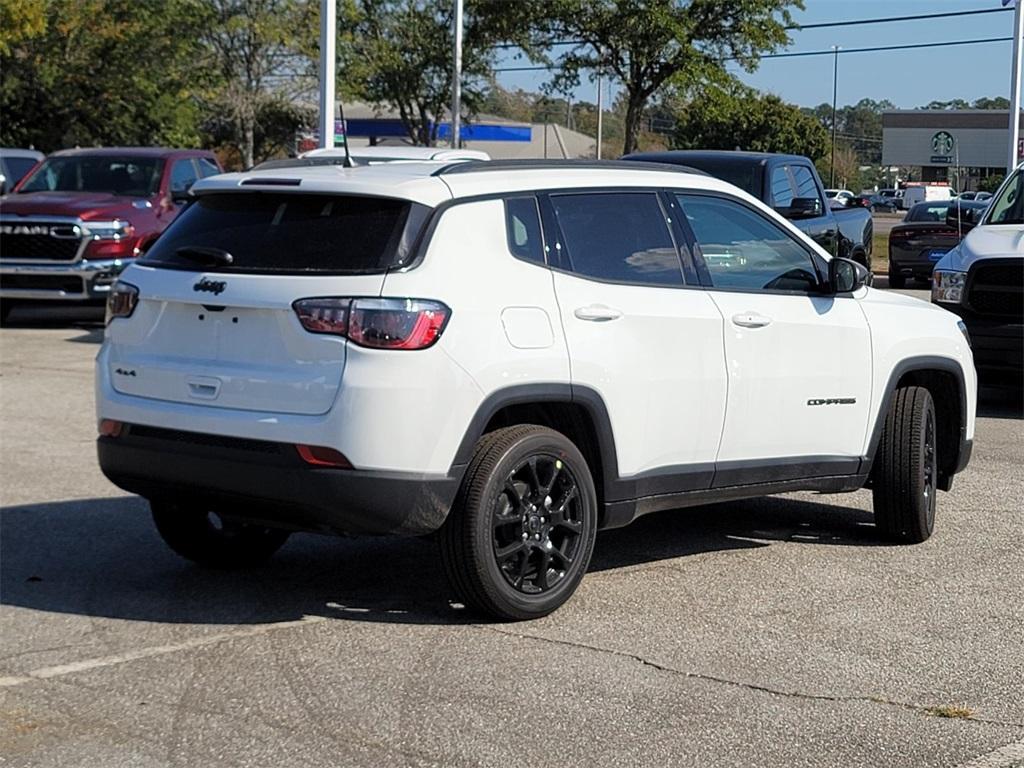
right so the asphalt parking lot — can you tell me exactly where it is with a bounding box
[1,293,1022,768]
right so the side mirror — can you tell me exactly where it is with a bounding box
[828,257,870,293]
[170,183,193,203]
[779,196,822,219]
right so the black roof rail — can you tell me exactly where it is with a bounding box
[431,158,709,177]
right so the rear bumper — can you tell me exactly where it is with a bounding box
[97,425,464,536]
[0,258,128,300]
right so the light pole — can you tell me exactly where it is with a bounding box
[596,73,604,159]
[318,0,337,149]
[1008,0,1023,172]
[830,45,840,188]
[451,0,464,148]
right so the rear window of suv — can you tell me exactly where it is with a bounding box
[140,193,426,274]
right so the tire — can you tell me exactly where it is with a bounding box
[150,500,291,568]
[888,270,906,289]
[852,250,869,270]
[871,386,938,544]
[439,425,598,621]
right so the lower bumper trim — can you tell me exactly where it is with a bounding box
[97,429,463,536]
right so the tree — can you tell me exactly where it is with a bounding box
[671,81,828,160]
[339,0,534,146]
[199,0,316,168]
[540,0,801,155]
[0,0,209,151]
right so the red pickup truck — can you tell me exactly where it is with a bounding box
[0,147,221,320]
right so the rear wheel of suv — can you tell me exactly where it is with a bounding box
[871,385,937,543]
[439,425,598,621]
[887,270,906,289]
[150,501,291,568]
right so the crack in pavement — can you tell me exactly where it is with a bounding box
[476,625,1024,730]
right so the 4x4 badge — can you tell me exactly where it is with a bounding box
[193,278,226,295]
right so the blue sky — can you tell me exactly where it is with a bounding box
[494,0,1020,110]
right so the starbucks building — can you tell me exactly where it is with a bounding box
[881,109,1024,188]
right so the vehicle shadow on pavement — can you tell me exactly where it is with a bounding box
[1,493,880,627]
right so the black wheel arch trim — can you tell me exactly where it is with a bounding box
[862,354,971,487]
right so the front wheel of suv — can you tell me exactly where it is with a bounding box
[150,501,291,568]
[439,425,598,621]
[871,385,938,543]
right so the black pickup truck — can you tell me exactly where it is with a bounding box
[623,150,874,269]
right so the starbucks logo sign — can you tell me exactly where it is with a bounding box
[932,131,955,155]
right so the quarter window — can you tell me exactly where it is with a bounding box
[504,196,545,265]
[677,194,822,293]
[550,192,683,286]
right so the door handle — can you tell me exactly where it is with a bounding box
[574,305,623,322]
[731,312,772,329]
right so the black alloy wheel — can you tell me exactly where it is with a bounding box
[492,454,585,595]
[439,425,598,620]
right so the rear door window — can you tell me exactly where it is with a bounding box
[140,193,423,274]
[549,192,683,286]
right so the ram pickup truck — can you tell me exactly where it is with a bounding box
[0,147,221,321]
[623,150,874,269]
[932,162,1024,383]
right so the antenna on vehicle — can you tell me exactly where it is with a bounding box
[338,99,355,168]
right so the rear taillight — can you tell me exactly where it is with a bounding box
[105,281,139,324]
[293,298,450,350]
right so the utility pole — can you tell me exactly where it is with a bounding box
[318,0,336,149]
[596,73,604,159]
[451,0,464,149]
[1008,0,1023,172]
[830,45,840,188]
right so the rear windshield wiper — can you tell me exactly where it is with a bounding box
[174,246,234,267]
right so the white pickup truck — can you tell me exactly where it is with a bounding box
[932,162,1024,383]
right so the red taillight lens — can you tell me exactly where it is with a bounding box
[99,419,124,437]
[295,444,352,468]
[293,298,450,350]
[105,281,139,325]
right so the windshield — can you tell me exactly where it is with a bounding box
[18,155,163,197]
[140,193,425,274]
[984,167,1024,225]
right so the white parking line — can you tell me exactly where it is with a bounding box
[0,615,327,688]
[957,739,1024,768]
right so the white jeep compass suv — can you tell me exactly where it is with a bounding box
[96,160,976,620]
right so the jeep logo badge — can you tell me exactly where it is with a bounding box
[193,278,226,295]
